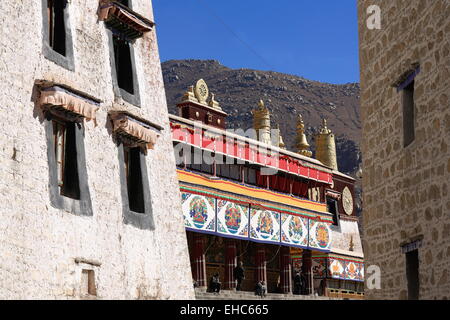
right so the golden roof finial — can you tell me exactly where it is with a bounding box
[316,118,338,170]
[320,118,332,134]
[274,123,286,149]
[181,85,198,103]
[295,113,312,157]
[252,99,271,144]
[194,79,209,104]
[208,93,222,110]
[258,99,266,110]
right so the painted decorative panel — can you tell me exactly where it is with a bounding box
[292,258,302,271]
[249,207,280,244]
[346,261,364,282]
[280,214,308,248]
[216,200,249,239]
[329,258,345,279]
[290,257,327,279]
[328,258,364,281]
[312,258,327,279]
[308,220,332,251]
[181,193,216,232]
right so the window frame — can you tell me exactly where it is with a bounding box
[326,197,340,227]
[45,115,92,216]
[402,80,415,148]
[118,142,154,230]
[107,31,141,107]
[105,0,141,107]
[41,0,75,71]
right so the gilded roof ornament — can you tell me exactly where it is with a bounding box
[208,93,222,111]
[258,99,265,109]
[349,235,355,252]
[275,124,286,149]
[295,114,312,157]
[181,85,199,103]
[319,118,332,135]
[194,79,209,104]
[315,118,338,170]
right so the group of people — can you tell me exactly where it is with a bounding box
[206,264,313,296]
[208,261,246,295]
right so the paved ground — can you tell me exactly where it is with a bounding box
[195,288,333,300]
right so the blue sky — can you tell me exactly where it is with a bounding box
[153,0,359,84]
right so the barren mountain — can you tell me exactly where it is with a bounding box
[162,59,361,176]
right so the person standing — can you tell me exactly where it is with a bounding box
[234,261,245,291]
[300,270,307,295]
[293,270,301,295]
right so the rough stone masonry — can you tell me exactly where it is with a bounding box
[358,0,450,299]
[0,0,194,299]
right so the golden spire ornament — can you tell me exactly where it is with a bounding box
[180,85,198,103]
[208,93,222,110]
[315,118,338,170]
[252,99,271,144]
[295,114,312,157]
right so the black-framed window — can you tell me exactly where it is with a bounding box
[243,166,257,186]
[185,148,213,175]
[113,36,135,95]
[105,0,141,107]
[107,33,140,106]
[53,119,80,199]
[118,143,154,230]
[327,197,339,226]
[124,146,145,213]
[117,0,130,6]
[41,0,74,70]
[45,115,92,216]
[403,80,415,147]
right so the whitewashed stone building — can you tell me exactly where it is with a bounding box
[0,0,194,299]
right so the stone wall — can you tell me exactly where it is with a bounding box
[358,0,450,299]
[0,0,195,299]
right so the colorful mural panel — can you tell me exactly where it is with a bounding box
[328,258,364,282]
[181,193,216,232]
[329,258,345,279]
[249,207,280,244]
[308,220,332,251]
[280,214,308,248]
[216,200,249,239]
[312,258,327,279]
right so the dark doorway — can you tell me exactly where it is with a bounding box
[406,249,419,300]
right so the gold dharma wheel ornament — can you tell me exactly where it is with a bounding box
[342,186,353,215]
[194,79,209,104]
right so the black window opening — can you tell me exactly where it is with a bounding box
[244,166,257,186]
[112,35,135,95]
[216,156,241,182]
[406,249,420,300]
[117,0,130,6]
[47,0,67,56]
[403,80,415,147]
[53,119,80,200]
[124,147,145,213]
[327,197,339,226]
[185,148,213,175]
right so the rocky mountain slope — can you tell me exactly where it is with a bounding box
[161,59,361,176]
